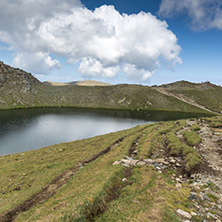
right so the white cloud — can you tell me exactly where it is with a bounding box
[0,1,182,81]
[78,57,119,78]
[123,64,155,81]
[13,52,60,74]
[159,0,222,31]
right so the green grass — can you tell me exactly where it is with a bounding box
[147,121,175,158]
[168,84,222,112]
[67,168,132,222]
[0,125,144,216]
[165,121,202,172]
[0,82,210,114]
[191,124,201,131]
[2,116,222,221]
[161,206,180,222]
[206,193,220,202]
[93,166,192,222]
[210,121,222,128]
[182,131,202,146]
[15,126,150,221]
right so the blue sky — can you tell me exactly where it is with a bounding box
[0,0,221,85]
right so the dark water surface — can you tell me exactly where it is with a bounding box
[0,108,206,156]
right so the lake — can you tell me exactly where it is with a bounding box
[0,108,206,156]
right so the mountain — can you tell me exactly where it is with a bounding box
[154,81,222,113]
[1,115,222,221]
[44,80,111,86]
[68,80,111,86]
[43,81,68,86]
[0,61,220,115]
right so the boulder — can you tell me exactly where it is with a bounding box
[144,159,155,164]
[137,161,146,166]
[120,159,138,166]
[112,160,120,165]
[176,209,191,219]
[155,158,169,165]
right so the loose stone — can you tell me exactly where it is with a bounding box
[176,209,192,219]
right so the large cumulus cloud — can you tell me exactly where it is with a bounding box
[159,0,222,31]
[0,0,182,81]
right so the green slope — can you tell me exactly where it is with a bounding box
[158,80,222,113]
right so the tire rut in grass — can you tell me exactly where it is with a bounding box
[0,136,128,222]
[81,167,133,222]
[76,132,147,221]
[129,134,142,158]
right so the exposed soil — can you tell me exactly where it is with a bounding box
[129,134,143,158]
[194,120,222,189]
[82,137,126,165]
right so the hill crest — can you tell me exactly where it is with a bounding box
[43,80,111,87]
[157,80,218,90]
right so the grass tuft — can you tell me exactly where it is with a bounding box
[182,131,201,146]
[165,121,202,172]
[191,124,201,131]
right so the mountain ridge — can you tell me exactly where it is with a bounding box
[0,61,221,114]
[43,80,111,86]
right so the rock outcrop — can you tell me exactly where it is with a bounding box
[0,61,41,89]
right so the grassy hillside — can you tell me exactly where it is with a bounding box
[0,62,214,114]
[1,115,222,221]
[157,81,222,113]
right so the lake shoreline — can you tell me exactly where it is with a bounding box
[0,107,213,156]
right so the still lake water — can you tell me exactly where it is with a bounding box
[0,108,205,156]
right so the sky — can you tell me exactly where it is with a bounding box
[0,0,221,86]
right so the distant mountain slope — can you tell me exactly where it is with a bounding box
[69,80,111,86]
[44,80,111,86]
[158,80,216,90]
[0,62,216,114]
[154,81,222,113]
[43,81,68,86]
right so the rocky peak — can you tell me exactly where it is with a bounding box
[0,61,41,87]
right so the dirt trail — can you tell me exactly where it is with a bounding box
[0,136,127,222]
[196,122,222,188]
[155,87,218,114]
[178,119,222,189]
[174,119,222,188]
[199,125,222,171]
